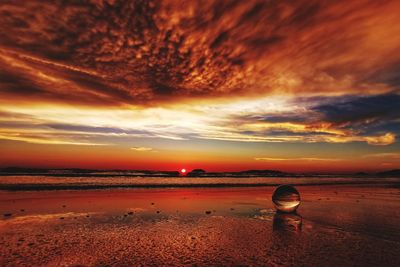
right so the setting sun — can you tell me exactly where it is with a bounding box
[180,168,186,174]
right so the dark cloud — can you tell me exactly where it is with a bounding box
[0,0,399,105]
[250,113,314,124]
[229,93,400,141]
[0,68,44,94]
[238,129,334,137]
[362,121,400,136]
[367,62,400,88]
[230,109,319,126]
[312,93,400,126]
[309,93,400,143]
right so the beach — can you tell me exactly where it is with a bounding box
[1,178,400,266]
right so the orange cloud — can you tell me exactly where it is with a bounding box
[0,96,396,146]
[0,1,399,172]
[0,0,399,106]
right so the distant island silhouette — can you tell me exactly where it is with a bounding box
[1,167,399,178]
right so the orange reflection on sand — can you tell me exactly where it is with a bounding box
[1,184,400,266]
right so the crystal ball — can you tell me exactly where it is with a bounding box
[272,185,301,213]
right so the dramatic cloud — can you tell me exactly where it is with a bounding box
[0,93,397,146]
[311,94,400,126]
[0,0,399,105]
[0,1,399,173]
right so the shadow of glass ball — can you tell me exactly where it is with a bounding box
[273,212,302,232]
[272,185,301,213]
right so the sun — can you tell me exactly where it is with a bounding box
[180,168,186,174]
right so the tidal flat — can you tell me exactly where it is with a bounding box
[1,181,400,266]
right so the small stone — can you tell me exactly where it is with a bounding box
[59,217,64,220]
[3,213,12,217]
[205,211,211,215]
[128,212,134,215]
[156,210,160,214]
[20,209,25,212]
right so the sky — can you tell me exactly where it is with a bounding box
[0,0,399,173]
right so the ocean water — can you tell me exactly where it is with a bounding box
[0,175,399,190]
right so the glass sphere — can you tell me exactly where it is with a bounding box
[272,185,300,213]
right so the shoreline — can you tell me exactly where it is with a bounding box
[1,180,399,191]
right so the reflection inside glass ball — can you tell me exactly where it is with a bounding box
[272,185,301,213]
[273,212,302,232]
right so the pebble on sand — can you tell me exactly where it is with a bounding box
[205,211,212,215]
[3,213,12,217]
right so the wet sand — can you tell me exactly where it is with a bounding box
[1,175,399,190]
[1,184,400,266]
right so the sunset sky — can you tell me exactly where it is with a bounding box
[0,0,399,173]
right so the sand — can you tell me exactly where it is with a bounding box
[1,184,400,266]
